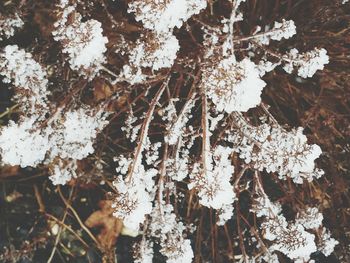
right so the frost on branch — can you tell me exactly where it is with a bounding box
[112,85,165,230]
[111,139,158,230]
[53,2,108,78]
[0,13,24,40]
[0,0,341,261]
[256,19,296,45]
[0,45,49,116]
[283,48,329,78]
[202,56,266,112]
[0,101,108,181]
[228,120,324,183]
[128,0,207,33]
[162,95,196,145]
[254,193,317,261]
[165,130,194,182]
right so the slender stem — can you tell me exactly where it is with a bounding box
[201,90,211,175]
[126,78,169,183]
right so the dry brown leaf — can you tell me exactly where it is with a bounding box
[93,78,114,101]
[0,165,19,178]
[85,200,123,249]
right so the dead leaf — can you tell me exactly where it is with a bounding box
[85,200,123,249]
[93,78,113,101]
[0,165,19,178]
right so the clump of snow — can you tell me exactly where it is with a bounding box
[0,117,49,167]
[255,195,317,262]
[318,227,339,256]
[53,3,108,78]
[254,192,338,261]
[257,58,280,76]
[216,204,234,225]
[257,19,296,45]
[296,207,324,229]
[228,122,324,183]
[0,45,49,116]
[149,203,194,263]
[189,145,236,210]
[202,56,266,112]
[0,104,109,176]
[283,48,329,78]
[161,238,193,263]
[49,159,78,185]
[0,14,24,40]
[112,175,153,231]
[129,32,180,71]
[49,108,109,160]
[270,223,317,262]
[128,0,207,33]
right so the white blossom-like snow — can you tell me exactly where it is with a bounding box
[129,32,180,71]
[257,19,296,45]
[0,105,108,172]
[270,223,317,261]
[283,48,329,78]
[202,56,266,112]
[49,159,78,185]
[0,117,49,167]
[128,0,207,33]
[296,207,323,229]
[228,122,323,183]
[149,203,194,263]
[189,145,236,210]
[0,45,49,115]
[318,227,339,256]
[49,108,109,160]
[53,3,108,78]
[112,176,153,231]
[216,204,234,225]
[0,14,24,40]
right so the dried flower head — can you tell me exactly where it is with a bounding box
[0,14,24,40]
[53,2,108,78]
[128,0,207,33]
[129,32,180,71]
[257,19,296,45]
[0,45,49,116]
[283,48,329,78]
[202,56,266,112]
[189,145,236,210]
[49,159,78,185]
[228,122,323,183]
[0,117,49,167]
